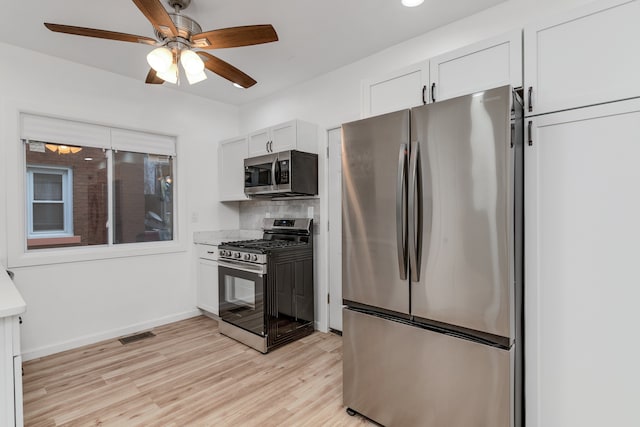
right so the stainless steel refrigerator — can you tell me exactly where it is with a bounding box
[341,85,523,427]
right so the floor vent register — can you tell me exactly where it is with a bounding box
[118,331,156,345]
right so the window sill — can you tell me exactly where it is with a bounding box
[8,239,188,268]
[27,235,82,247]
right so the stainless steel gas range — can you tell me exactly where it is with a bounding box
[217,218,315,353]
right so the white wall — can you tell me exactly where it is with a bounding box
[237,0,594,333]
[0,42,241,359]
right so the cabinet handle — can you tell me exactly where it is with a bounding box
[422,85,427,105]
[269,141,273,152]
[265,141,269,152]
[431,83,436,103]
[527,120,533,146]
[528,86,533,113]
[510,123,515,148]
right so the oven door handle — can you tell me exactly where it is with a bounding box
[218,259,267,275]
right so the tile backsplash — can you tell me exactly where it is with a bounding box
[239,199,320,233]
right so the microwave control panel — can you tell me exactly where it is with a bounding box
[279,160,290,184]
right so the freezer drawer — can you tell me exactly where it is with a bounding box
[343,308,514,427]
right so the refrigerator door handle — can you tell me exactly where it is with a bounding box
[396,143,408,280]
[408,140,423,282]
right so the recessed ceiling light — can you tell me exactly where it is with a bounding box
[402,0,424,7]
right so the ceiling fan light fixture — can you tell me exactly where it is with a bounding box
[180,49,205,74]
[185,69,207,85]
[147,47,173,73]
[401,0,424,7]
[157,62,178,84]
[233,83,244,89]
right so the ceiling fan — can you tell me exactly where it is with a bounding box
[44,0,278,88]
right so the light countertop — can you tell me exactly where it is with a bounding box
[193,229,262,246]
[0,264,26,318]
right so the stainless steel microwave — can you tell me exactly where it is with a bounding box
[244,150,318,197]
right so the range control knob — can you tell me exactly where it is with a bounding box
[234,252,241,259]
[244,253,250,260]
[252,254,258,261]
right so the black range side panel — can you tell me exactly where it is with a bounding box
[266,248,314,349]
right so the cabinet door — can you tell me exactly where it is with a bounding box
[361,61,429,118]
[0,318,15,427]
[13,355,23,427]
[248,128,271,156]
[197,258,219,315]
[525,98,640,427]
[524,0,640,115]
[270,120,297,153]
[429,29,522,102]
[218,136,248,201]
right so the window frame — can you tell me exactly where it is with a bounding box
[26,165,74,239]
[6,112,185,268]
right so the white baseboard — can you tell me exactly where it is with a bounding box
[21,309,202,361]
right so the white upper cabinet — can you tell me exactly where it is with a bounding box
[524,0,640,116]
[218,135,249,201]
[429,29,522,103]
[361,61,429,118]
[248,120,318,156]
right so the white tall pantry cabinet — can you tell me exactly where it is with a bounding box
[524,1,640,426]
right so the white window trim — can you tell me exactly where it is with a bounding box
[26,165,74,239]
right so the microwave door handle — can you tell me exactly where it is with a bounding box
[271,156,278,185]
[396,143,408,280]
[408,140,422,282]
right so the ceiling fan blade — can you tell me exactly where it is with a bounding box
[44,23,157,45]
[145,68,165,84]
[192,25,278,49]
[197,52,257,88]
[132,0,178,38]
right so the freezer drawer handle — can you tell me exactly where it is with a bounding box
[528,121,533,146]
[408,141,423,282]
[396,143,408,280]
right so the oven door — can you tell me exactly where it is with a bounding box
[218,260,266,336]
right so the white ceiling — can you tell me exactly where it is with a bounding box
[0,0,506,105]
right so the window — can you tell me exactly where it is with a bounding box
[113,151,174,244]
[21,114,177,251]
[26,166,73,238]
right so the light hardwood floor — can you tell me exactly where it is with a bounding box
[22,316,374,426]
